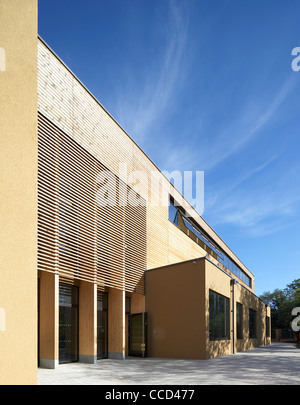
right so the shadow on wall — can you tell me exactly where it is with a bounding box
[206,277,271,359]
[207,340,231,359]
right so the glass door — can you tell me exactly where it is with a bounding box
[59,283,79,364]
[97,291,108,359]
[128,313,147,357]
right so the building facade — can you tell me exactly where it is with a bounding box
[36,36,271,367]
[146,258,270,360]
[0,0,270,384]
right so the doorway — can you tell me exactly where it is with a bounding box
[128,312,147,357]
[59,283,79,364]
[97,291,108,359]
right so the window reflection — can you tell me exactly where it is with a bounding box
[168,199,252,288]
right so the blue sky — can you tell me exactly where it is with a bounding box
[38,0,300,296]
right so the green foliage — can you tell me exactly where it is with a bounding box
[259,279,300,329]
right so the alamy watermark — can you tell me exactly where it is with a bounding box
[291,47,300,71]
[96,163,204,217]
[291,307,300,332]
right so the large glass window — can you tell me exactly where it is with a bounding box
[209,290,230,340]
[97,291,108,359]
[168,199,252,288]
[249,309,257,338]
[236,302,243,339]
[59,283,79,364]
[266,316,270,338]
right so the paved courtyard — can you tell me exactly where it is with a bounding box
[38,343,300,385]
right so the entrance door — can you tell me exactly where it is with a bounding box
[59,283,79,364]
[97,291,108,359]
[128,312,147,357]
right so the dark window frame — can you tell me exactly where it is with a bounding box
[59,283,79,364]
[209,290,230,341]
[249,308,257,338]
[168,198,252,288]
[266,316,270,338]
[236,302,243,339]
[97,291,108,360]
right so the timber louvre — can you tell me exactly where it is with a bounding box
[38,112,146,294]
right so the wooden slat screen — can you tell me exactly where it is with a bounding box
[38,112,146,293]
[38,38,254,284]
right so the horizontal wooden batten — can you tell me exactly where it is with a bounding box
[38,112,146,294]
[38,39,255,291]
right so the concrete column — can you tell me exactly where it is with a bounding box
[108,288,125,359]
[39,272,59,369]
[79,281,97,364]
[131,292,145,314]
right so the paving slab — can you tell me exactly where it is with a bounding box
[38,343,300,385]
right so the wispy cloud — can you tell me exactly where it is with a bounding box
[165,73,296,173]
[206,173,300,238]
[115,0,193,144]
[219,200,300,238]
[203,147,300,238]
[161,71,299,238]
[209,154,280,200]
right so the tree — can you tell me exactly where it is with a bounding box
[259,278,300,330]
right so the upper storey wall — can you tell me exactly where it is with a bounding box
[37,38,254,288]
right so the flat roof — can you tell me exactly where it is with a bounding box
[146,256,266,303]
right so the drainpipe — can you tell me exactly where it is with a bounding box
[230,279,236,354]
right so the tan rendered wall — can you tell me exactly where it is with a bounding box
[108,288,125,359]
[79,281,97,363]
[146,258,270,360]
[0,0,38,384]
[234,283,271,353]
[39,272,59,369]
[205,259,270,358]
[145,260,206,360]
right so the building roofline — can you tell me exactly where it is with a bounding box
[146,256,267,305]
[37,35,254,280]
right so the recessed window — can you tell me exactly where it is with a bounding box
[97,291,108,359]
[59,283,79,364]
[236,302,243,339]
[266,316,270,338]
[168,198,252,288]
[209,290,230,340]
[249,309,257,338]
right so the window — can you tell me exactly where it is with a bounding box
[168,198,252,288]
[249,309,257,338]
[168,200,179,225]
[59,284,79,364]
[266,316,270,338]
[97,291,108,359]
[209,290,230,340]
[236,303,243,339]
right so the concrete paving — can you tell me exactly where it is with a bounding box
[38,343,300,385]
